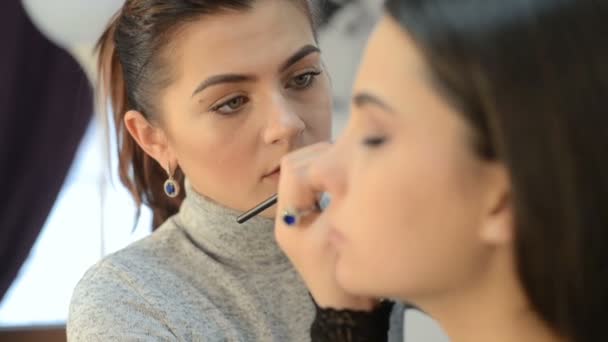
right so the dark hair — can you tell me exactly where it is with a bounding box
[386,0,608,340]
[97,0,316,229]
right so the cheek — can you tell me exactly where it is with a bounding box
[334,141,488,299]
[168,117,260,193]
[191,135,252,174]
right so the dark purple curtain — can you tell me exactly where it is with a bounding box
[0,1,93,301]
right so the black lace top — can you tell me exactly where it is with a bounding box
[310,301,394,342]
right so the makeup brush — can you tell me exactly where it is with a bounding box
[236,194,278,224]
[236,193,331,224]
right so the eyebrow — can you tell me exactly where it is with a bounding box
[191,74,257,97]
[191,44,321,98]
[279,44,320,73]
[352,92,396,113]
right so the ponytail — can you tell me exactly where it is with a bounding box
[95,13,184,229]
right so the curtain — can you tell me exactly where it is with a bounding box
[0,0,92,301]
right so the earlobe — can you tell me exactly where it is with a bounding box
[479,165,514,246]
[123,110,171,167]
[481,193,513,246]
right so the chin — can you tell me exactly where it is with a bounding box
[335,254,372,296]
[335,255,399,300]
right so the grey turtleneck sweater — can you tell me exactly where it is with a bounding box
[67,184,405,341]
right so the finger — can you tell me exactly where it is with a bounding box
[283,141,332,165]
[277,145,331,213]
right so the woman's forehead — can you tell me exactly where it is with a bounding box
[172,0,315,74]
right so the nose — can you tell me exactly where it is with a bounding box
[262,94,305,146]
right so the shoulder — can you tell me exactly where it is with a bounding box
[69,219,188,300]
[67,256,175,340]
[97,218,191,273]
[66,222,193,340]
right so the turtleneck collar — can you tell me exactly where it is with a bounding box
[172,180,290,273]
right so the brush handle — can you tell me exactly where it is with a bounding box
[236,193,331,224]
[236,194,278,224]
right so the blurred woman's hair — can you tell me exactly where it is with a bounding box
[386,0,608,340]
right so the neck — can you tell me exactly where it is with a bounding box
[413,251,566,342]
[174,180,289,273]
[439,299,562,342]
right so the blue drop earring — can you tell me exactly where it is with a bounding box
[164,162,180,198]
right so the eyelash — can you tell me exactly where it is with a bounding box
[286,70,322,90]
[362,136,388,148]
[210,95,249,116]
[210,70,322,115]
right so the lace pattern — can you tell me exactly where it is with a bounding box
[310,301,394,342]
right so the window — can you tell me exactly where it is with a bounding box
[0,120,151,327]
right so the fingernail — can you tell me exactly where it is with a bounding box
[318,192,331,211]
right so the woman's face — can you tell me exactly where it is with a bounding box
[158,0,332,215]
[312,15,510,303]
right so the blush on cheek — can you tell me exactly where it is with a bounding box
[204,150,254,184]
[179,134,257,190]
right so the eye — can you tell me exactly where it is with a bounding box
[286,70,322,90]
[362,136,388,148]
[211,96,249,115]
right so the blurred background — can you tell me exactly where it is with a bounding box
[0,0,448,341]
